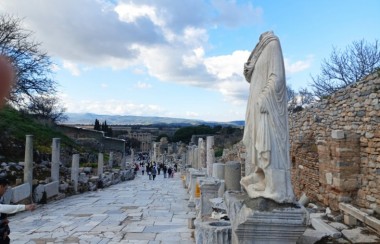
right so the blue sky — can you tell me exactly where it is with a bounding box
[1,0,379,122]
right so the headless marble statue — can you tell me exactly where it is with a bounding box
[240,31,295,203]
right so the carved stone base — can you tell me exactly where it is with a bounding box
[195,220,232,244]
[225,191,308,244]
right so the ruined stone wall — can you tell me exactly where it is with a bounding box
[289,73,380,211]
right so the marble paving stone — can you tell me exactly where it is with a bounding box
[8,170,195,243]
[124,233,157,240]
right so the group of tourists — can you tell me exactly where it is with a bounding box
[136,161,177,180]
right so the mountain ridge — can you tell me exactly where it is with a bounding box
[63,113,245,127]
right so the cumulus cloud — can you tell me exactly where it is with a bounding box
[284,56,313,74]
[63,98,165,116]
[0,0,264,108]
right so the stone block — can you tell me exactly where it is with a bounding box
[331,130,345,139]
[339,203,367,222]
[326,173,333,185]
[11,183,31,203]
[342,227,380,243]
[363,215,380,233]
[310,216,341,238]
[45,181,59,198]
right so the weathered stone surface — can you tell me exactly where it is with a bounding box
[289,73,380,211]
[310,216,341,238]
[332,130,345,139]
[224,161,241,191]
[199,179,221,218]
[195,220,231,244]
[225,191,308,244]
[11,183,30,203]
[212,163,225,180]
[45,181,59,198]
[342,227,380,243]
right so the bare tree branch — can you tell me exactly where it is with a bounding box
[311,39,380,99]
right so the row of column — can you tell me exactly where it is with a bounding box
[24,135,123,194]
[185,136,215,173]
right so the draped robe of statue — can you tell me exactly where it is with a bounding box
[240,31,295,203]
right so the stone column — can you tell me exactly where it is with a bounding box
[108,151,114,168]
[224,161,241,191]
[24,135,33,194]
[153,142,158,162]
[188,146,193,168]
[121,153,126,170]
[200,179,221,218]
[206,136,215,177]
[212,163,225,180]
[98,153,104,177]
[131,148,135,163]
[194,147,199,169]
[71,154,79,193]
[51,138,60,182]
[198,138,206,169]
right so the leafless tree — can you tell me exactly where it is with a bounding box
[0,14,56,107]
[298,87,314,106]
[311,39,380,99]
[26,95,67,123]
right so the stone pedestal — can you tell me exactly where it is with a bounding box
[213,163,225,180]
[200,179,221,218]
[195,220,232,244]
[224,191,308,244]
[188,171,206,209]
[225,161,241,191]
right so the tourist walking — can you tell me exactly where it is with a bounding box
[0,176,36,243]
[167,167,172,178]
[163,164,167,178]
[152,163,157,180]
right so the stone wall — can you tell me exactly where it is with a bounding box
[56,125,126,156]
[289,73,380,211]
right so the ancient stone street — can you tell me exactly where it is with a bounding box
[8,170,195,244]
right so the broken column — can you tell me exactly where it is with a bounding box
[224,161,241,191]
[98,153,104,177]
[51,138,60,182]
[71,154,79,193]
[206,136,215,177]
[24,135,33,195]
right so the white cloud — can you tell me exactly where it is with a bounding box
[204,50,250,79]
[284,56,313,75]
[63,99,164,116]
[0,0,263,114]
[135,81,152,89]
[101,83,108,88]
[115,2,164,27]
[62,60,81,76]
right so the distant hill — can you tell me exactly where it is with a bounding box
[63,113,245,127]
